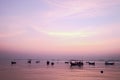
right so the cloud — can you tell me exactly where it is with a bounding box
[31,22,120,39]
[32,25,99,38]
[42,0,120,20]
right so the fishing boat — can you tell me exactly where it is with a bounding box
[70,60,83,66]
[105,61,114,65]
[88,62,95,65]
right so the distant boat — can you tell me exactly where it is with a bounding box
[46,61,50,66]
[27,59,32,64]
[70,60,83,66]
[51,62,54,66]
[105,61,114,65]
[65,61,69,64]
[88,62,95,65]
[36,61,40,63]
[11,61,16,64]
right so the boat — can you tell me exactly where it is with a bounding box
[27,59,32,64]
[11,61,16,64]
[88,62,95,65]
[70,60,83,66]
[36,61,40,63]
[65,61,69,64]
[105,61,114,65]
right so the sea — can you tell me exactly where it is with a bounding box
[0,59,120,80]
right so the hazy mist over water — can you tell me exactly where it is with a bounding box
[0,49,120,61]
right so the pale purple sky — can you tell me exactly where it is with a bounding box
[0,0,120,58]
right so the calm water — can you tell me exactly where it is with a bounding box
[0,59,120,80]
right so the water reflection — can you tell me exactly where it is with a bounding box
[0,60,120,80]
[70,65,83,69]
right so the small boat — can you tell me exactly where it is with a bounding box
[46,61,50,66]
[11,61,16,64]
[70,60,83,66]
[51,62,54,66]
[65,61,69,64]
[88,62,95,65]
[36,61,40,63]
[105,61,114,65]
[27,59,32,64]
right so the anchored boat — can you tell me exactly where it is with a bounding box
[70,60,84,66]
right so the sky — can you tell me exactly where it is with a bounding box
[0,0,120,59]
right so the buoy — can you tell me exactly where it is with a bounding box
[51,62,54,66]
[100,70,103,74]
[47,61,50,66]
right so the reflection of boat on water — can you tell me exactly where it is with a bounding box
[70,60,83,66]
[105,61,115,65]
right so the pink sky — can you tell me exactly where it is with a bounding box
[0,0,120,57]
